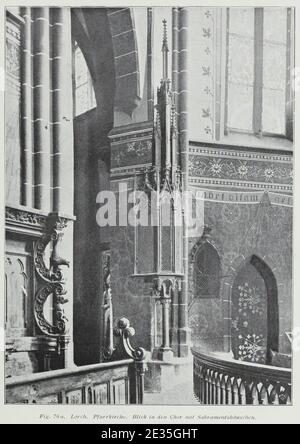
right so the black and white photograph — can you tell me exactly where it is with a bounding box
[1,1,298,421]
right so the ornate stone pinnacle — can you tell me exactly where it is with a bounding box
[171,104,177,131]
[162,19,168,48]
[162,19,169,80]
[155,106,161,132]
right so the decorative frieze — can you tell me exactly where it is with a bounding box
[5,207,47,231]
[189,146,293,163]
[189,155,293,185]
[189,177,293,193]
[111,139,153,169]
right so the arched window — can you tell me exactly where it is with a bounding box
[73,41,97,116]
[194,243,221,299]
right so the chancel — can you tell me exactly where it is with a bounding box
[5,6,293,406]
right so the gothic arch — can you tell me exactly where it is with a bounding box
[190,229,222,300]
[225,254,279,364]
[190,229,223,264]
[107,8,141,115]
[250,255,279,357]
[72,7,141,123]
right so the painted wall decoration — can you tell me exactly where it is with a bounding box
[189,151,293,188]
[231,263,268,364]
[188,196,292,356]
[110,127,153,173]
[110,223,154,351]
[189,8,217,141]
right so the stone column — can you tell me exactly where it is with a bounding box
[51,8,74,214]
[20,7,33,208]
[156,280,174,362]
[32,7,51,212]
[178,7,191,358]
[170,280,179,356]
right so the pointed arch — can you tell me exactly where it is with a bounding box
[250,255,280,358]
[230,254,279,365]
[71,7,141,122]
[192,238,222,300]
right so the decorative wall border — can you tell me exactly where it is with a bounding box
[5,206,76,233]
[111,164,152,178]
[6,206,47,233]
[109,125,153,144]
[189,177,293,193]
[110,123,154,170]
[188,144,293,190]
[189,146,293,164]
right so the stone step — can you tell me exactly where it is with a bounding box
[143,357,200,404]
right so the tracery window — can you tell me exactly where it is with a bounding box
[226,7,294,139]
[73,42,97,116]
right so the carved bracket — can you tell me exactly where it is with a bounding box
[34,214,69,283]
[34,213,70,337]
[108,318,147,363]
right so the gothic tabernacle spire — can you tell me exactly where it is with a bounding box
[151,19,178,182]
[162,19,169,81]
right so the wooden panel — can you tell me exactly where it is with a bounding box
[113,378,128,405]
[5,238,34,338]
[39,394,60,405]
[66,389,84,404]
[6,361,133,404]
[94,383,110,404]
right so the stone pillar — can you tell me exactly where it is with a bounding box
[170,280,179,356]
[18,7,75,370]
[161,298,171,349]
[154,280,174,362]
[51,8,74,214]
[178,7,191,358]
[32,7,51,212]
[20,8,33,208]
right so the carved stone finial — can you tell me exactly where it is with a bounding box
[203,225,212,237]
[110,318,146,363]
[114,317,135,338]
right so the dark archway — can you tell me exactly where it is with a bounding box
[194,242,221,299]
[250,255,280,359]
[231,255,279,366]
[71,9,115,366]
[70,8,142,366]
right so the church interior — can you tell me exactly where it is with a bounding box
[5,6,293,405]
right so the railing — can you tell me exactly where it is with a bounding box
[6,318,147,405]
[192,349,292,405]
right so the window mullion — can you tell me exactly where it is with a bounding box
[286,7,294,141]
[224,8,230,136]
[253,8,264,136]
